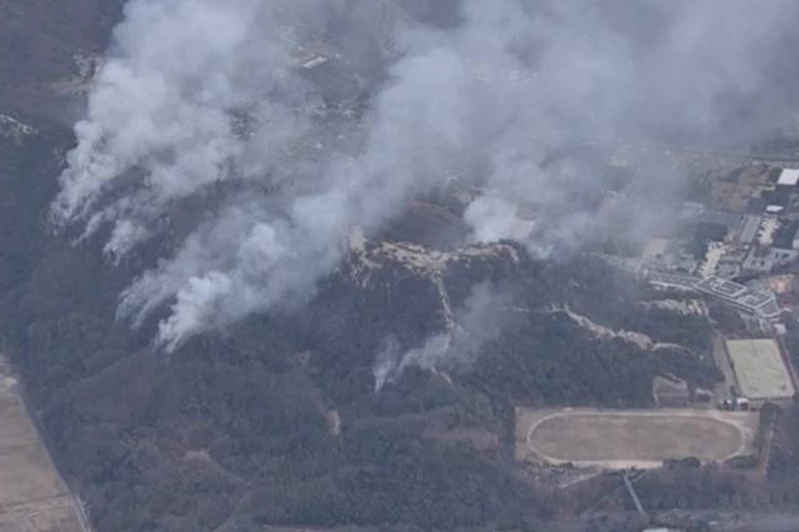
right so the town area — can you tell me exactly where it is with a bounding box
[595,143,799,407]
[513,142,799,532]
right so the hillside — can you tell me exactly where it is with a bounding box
[4,1,799,531]
[0,0,123,119]
[0,116,727,531]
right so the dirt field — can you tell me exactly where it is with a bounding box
[0,362,83,531]
[516,408,758,469]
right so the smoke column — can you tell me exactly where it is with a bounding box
[52,0,799,350]
[374,283,510,390]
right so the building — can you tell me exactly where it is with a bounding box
[758,216,780,247]
[638,239,698,274]
[693,275,781,319]
[742,246,798,274]
[777,168,799,187]
[699,242,724,277]
[716,260,742,279]
[643,271,780,319]
[711,244,749,279]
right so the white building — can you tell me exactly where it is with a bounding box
[777,168,799,186]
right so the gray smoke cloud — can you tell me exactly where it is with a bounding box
[52,0,799,350]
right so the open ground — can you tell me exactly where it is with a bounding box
[0,358,84,532]
[516,407,758,470]
[726,338,796,401]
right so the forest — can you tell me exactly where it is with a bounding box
[3,0,799,530]
[0,119,736,532]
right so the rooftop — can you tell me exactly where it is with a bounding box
[646,272,781,319]
[777,168,799,186]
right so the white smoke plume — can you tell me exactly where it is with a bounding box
[373,283,509,391]
[52,0,799,350]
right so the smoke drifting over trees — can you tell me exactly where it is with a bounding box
[374,282,511,390]
[51,0,799,350]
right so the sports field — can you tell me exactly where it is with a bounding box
[516,408,757,469]
[726,339,795,400]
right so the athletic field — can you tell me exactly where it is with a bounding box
[726,338,795,400]
[516,408,757,469]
